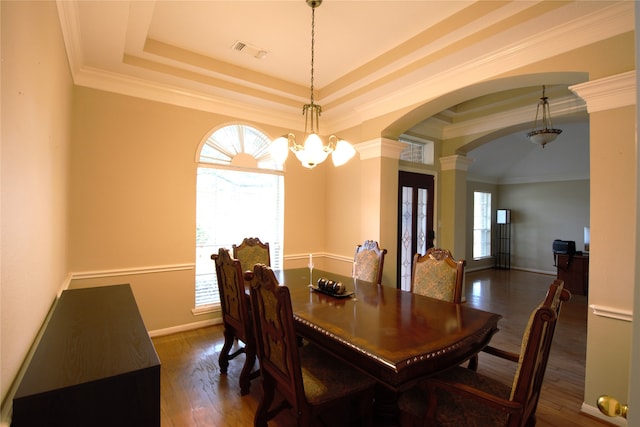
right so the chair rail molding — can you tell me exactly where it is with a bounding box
[71,263,195,281]
[589,304,633,322]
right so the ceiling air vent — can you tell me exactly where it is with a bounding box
[231,40,268,59]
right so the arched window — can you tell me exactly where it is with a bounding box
[194,124,284,309]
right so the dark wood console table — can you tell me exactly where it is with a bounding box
[556,253,589,296]
[12,284,160,427]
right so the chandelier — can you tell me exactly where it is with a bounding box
[270,0,356,169]
[526,85,562,148]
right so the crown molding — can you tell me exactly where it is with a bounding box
[442,95,586,140]
[56,1,632,134]
[348,2,633,127]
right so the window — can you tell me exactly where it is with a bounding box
[399,137,434,165]
[195,125,284,309]
[473,191,492,259]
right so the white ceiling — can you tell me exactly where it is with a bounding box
[57,1,632,182]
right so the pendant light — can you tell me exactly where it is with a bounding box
[270,0,356,169]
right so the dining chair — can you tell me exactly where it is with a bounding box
[211,247,259,396]
[353,240,388,284]
[233,237,271,279]
[249,263,377,427]
[398,279,571,427]
[411,247,465,303]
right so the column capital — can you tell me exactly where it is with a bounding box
[570,71,636,113]
[440,155,474,171]
[356,138,408,160]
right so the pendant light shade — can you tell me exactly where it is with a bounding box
[526,85,562,148]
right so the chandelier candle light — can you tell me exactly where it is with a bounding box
[526,85,562,148]
[308,253,314,287]
[270,0,356,169]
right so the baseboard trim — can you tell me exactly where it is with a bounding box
[465,265,556,276]
[148,317,222,338]
[581,402,627,426]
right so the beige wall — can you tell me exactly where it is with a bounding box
[497,180,590,273]
[67,86,346,332]
[1,0,74,405]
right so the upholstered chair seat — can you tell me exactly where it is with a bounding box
[399,366,512,427]
[299,342,377,407]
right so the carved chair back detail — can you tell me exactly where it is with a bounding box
[411,247,465,304]
[353,240,388,284]
[233,237,270,276]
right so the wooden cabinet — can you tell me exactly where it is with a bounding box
[556,254,589,296]
[12,284,160,427]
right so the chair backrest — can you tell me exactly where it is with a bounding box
[353,240,387,284]
[212,247,252,343]
[233,237,270,274]
[249,263,306,412]
[411,247,465,303]
[509,279,571,424]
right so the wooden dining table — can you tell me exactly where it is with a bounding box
[274,268,502,393]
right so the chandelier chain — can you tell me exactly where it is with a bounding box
[310,4,315,106]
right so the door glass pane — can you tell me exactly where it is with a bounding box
[417,188,427,255]
[400,186,414,291]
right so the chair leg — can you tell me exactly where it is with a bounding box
[467,354,478,371]
[296,410,313,427]
[219,326,235,374]
[525,414,536,427]
[239,340,258,395]
[356,389,375,427]
[254,376,275,427]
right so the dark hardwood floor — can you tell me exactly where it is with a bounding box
[152,268,613,427]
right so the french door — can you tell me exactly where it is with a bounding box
[397,171,435,290]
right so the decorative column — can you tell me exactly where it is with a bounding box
[569,71,636,420]
[439,155,473,260]
[356,138,407,285]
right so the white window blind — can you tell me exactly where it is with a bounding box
[473,191,492,259]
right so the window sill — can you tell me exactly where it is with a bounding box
[192,304,220,316]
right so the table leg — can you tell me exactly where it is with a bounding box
[374,384,400,427]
